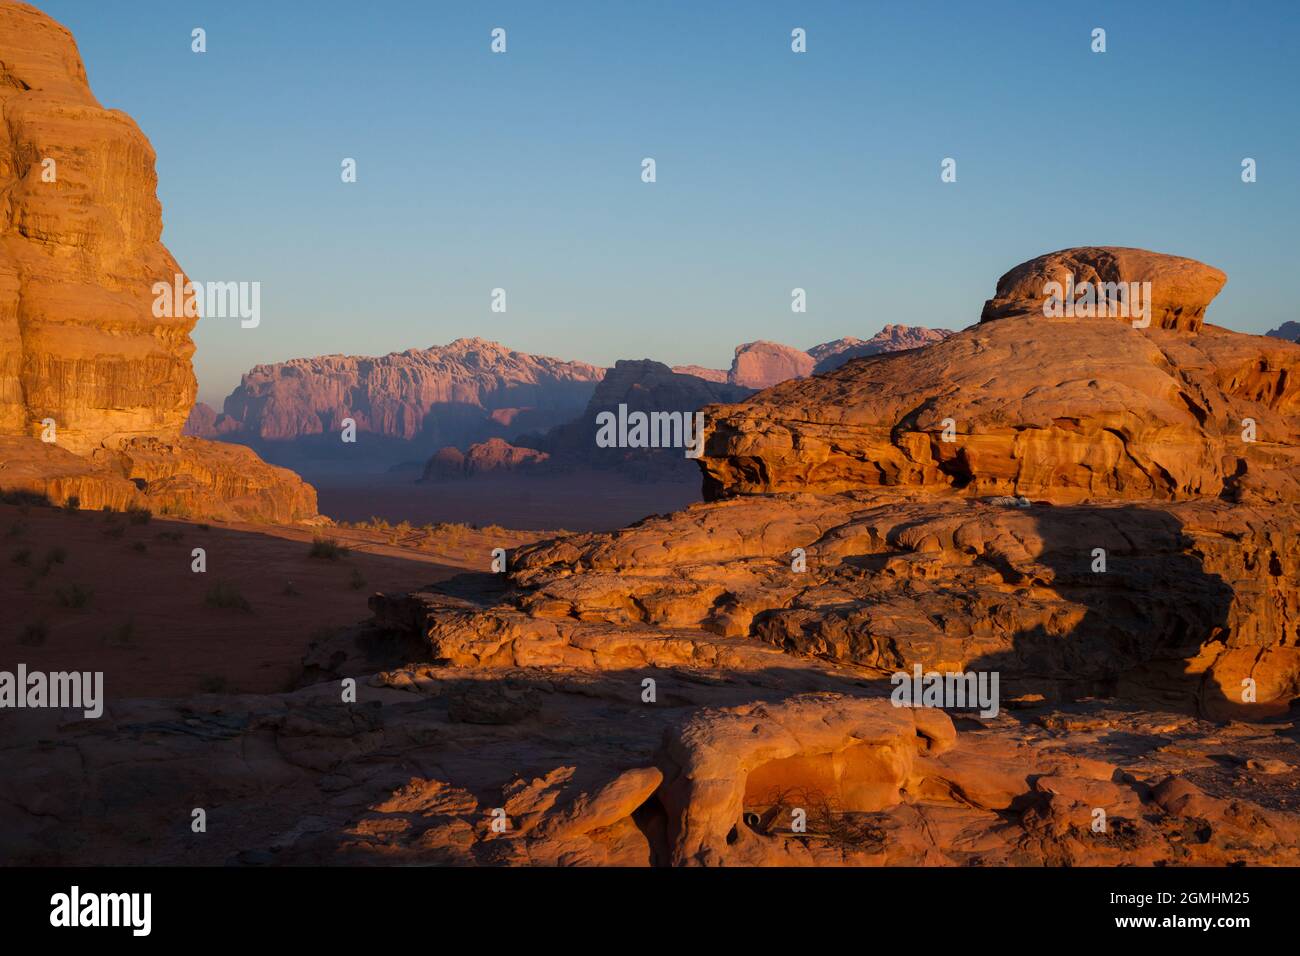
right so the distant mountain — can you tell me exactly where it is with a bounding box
[727,341,816,389]
[1266,321,1300,343]
[192,326,955,478]
[498,360,754,480]
[186,338,606,469]
[809,324,956,373]
[671,364,729,383]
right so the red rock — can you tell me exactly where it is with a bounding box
[727,340,815,389]
[420,437,548,480]
[980,246,1227,332]
[216,338,605,454]
[0,1,315,522]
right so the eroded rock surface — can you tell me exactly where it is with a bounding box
[0,1,316,521]
[700,317,1300,503]
[979,247,1228,332]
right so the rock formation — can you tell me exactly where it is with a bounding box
[516,359,754,479]
[420,437,549,480]
[1267,320,1300,343]
[207,338,605,467]
[700,313,1300,504]
[979,246,1227,332]
[808,324,955,373]
[727,340,815,388]
[0,1,316,521]
[671,364,729,383]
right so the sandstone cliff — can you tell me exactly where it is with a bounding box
[0,1,316,521]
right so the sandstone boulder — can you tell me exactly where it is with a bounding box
[979,246,1227,332]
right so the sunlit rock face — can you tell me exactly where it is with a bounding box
[0,1,315,521]
[979,247,1227,332]
[699,250,1300,504]
[0,0,196,455]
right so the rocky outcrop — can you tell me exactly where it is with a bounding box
[211,338,605,465]
[979,247,1227,332]
[0,434,317,521]
[8,648,1297,866]
[420,438,549,480]
[809,324,956,374]
[700,298,1300,504]
[727,340,815,389]
[0,1,316,522]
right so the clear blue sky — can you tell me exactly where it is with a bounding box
[34,0,1300,404]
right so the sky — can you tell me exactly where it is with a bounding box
[34,0,1300,405]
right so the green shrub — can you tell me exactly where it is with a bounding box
[309,537,349,560]
[126,506,152,525]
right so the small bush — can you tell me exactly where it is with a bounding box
[19,620,48,646]
[197,523,211,532]
[205,582,252,612]
[55,583,93,609]
[64,495,80,512]
[5,520,26,539]
[156,530,184,543]
[282,580,300,597]
[309,537,349,561]
[127,506,152,525]
[348,568,366,590]
[102,523,125,539]
[44,546,67,565]
[11,547,31,566]
[130,541,148,553]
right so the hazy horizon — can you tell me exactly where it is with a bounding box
[35,0,1300,405]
